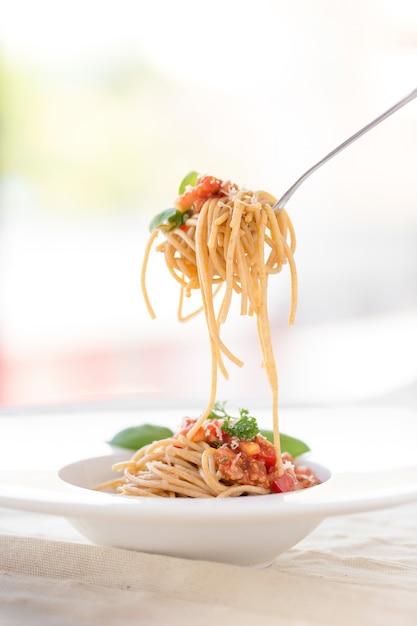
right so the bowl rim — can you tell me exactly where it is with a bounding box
[1,453,416,524]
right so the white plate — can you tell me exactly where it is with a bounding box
[1,404,417,567]
[1,450,416,567]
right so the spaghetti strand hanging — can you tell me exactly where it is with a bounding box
[137,173,301,494]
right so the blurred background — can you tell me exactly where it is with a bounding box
[0,0,416,411]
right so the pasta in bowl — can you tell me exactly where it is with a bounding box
[58,447,331,567]
[96,408,321,498]
[57,409,330,566]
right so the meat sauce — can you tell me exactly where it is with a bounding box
[177,418,320,494]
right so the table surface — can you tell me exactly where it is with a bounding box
[1,400,416,626]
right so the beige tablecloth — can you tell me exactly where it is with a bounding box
[1,501,416,626]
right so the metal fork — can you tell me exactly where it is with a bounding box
[273,87,417,213]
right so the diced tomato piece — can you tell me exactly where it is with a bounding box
[271,471,296,493]
[174,418,195,437]
[257,447,277,468]
[177,176,224,212]
[254,436,277,468]
[219,430,232,445]
[195,176,223,198]
[204,420,223,443]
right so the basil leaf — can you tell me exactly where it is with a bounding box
[108,424,174,450]
[178,170,199,195]
[260,429,274,444]
[149,208,178,232]
[260,430,310,458]
[149,208,191,233]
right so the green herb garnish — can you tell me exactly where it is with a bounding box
[207,400,229,420]
[148,171,199,232]
[178,170,199,195]
[149,208,190,233]
[260,430,310,457]
[222,408,259,440]
[108,424,174,450]
[209,401,310,455]
[209,402,259,440]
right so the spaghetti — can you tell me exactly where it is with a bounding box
[97,417,320,498]
[141,174,297,478]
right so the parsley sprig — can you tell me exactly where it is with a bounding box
[208,402,259,440]
[208,401,311,456]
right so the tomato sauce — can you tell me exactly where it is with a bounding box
[176,175,236,214]
[176,418,320,494]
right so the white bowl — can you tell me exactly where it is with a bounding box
[54,453,416,567]
[58,453,331,567]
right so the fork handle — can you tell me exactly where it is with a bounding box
[273,87,417,212]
